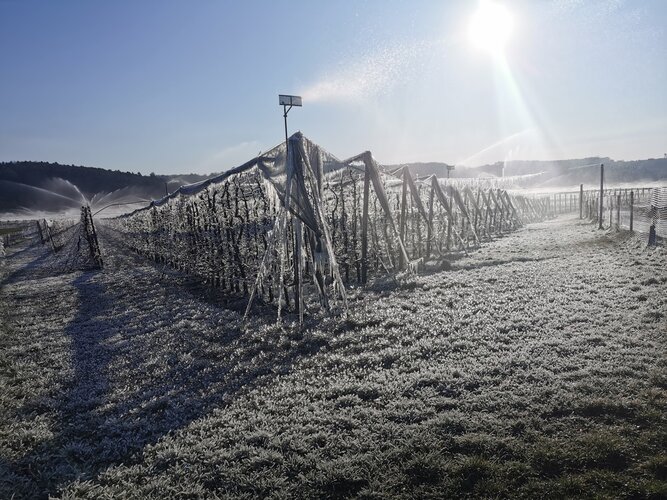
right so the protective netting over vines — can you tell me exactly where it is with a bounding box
[101,133,554,319]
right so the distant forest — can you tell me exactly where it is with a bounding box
[0,162,213,212]
[389,157,667,187]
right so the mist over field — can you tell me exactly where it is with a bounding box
[2,155,666,218]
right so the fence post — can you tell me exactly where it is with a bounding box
[598,164,604,229]
[616,194,621,231]
[629,191,634,231]
[579,184,583,219]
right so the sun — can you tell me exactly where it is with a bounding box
[468,0,514,56]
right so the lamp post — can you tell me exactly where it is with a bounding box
[279,94,302,156]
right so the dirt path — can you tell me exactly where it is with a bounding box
[1,216,665,498]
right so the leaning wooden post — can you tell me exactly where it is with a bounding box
[46,222,57,253]
[360,165,371,284]
[629,191,634,231]
[36,220,45,244]
[579,184,583,219]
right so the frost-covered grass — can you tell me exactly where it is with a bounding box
[0,216,665,499]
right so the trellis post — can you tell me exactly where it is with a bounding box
[360,165,371,284]
[426,182,435,258]
[598,164,604,229]
[398,168,408,267]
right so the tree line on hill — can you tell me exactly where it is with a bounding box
[388,157,667,187]
[0,161,215,212]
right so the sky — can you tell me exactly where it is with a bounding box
[1,0,666,175]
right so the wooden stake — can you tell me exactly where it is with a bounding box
[360,165,370,284]
[426,182,435,258]
[399,168,408,267]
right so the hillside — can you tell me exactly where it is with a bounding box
[0,162,215,213]
[2,157,665,215]
[387,157,667,188]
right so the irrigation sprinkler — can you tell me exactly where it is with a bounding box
[279,94,302,157]
[93,200,150,217]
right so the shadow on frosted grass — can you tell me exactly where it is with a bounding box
[1,271,324,498]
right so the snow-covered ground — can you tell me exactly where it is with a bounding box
[0,216,665,498]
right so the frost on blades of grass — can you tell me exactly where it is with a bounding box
[0,216,665,499]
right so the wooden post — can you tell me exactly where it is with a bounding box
[294,219,303,323]
[579,184,583,219]
[648,225,657,246]
[616,193,621,231]
[426,182,435,258]
[360,166,371,284]
[36,220,44,244]
[629,191,634,231]
[399,168,408,266]
[598,164,604,229]
[46,223,57,253]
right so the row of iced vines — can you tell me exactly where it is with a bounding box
[101,166,557,313]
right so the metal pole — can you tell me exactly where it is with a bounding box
[283,104,290,157]
[598,164,604,229]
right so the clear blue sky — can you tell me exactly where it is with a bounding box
[1,0,665,174]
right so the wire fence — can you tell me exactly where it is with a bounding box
[580,186,667,243]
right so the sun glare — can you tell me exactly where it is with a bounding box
[468,0,514,56]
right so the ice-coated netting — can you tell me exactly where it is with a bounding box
[102,133,555,319]
[581,186,667,241]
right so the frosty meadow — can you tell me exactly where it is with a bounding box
[2,0,667,497]
[1,131,666,498]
